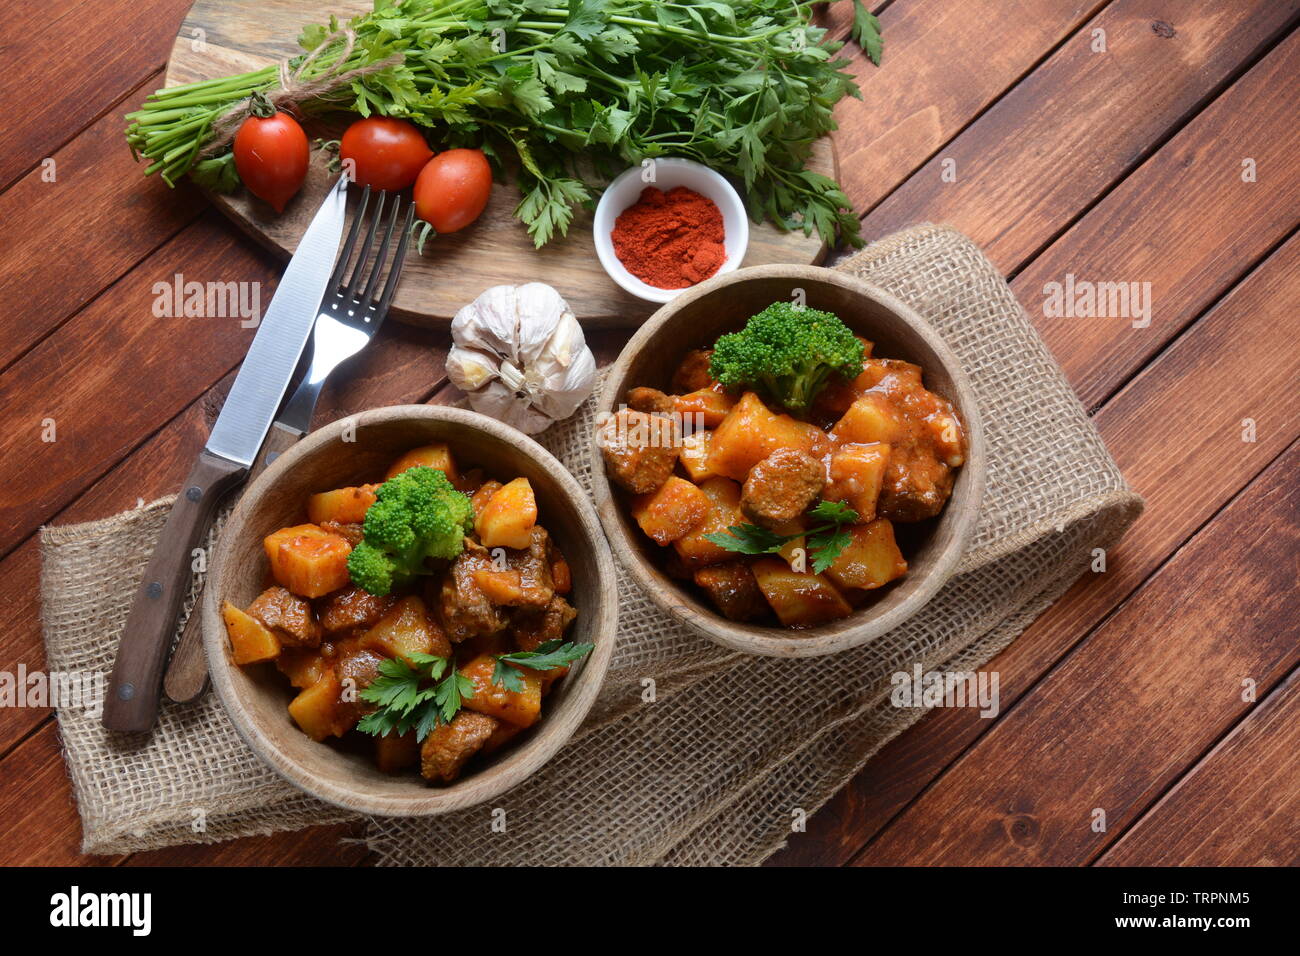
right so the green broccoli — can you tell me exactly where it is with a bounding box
[708,302,865,414]
[347,466,475,596]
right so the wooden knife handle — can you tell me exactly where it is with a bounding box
[163,424,302,704]
[102,451,246,732]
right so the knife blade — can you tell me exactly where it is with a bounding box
[102,176,351,733]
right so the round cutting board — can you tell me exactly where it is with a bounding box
[164,0,835,327]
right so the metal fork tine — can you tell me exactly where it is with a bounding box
[327,185,370,296]
[357,195,404,316]
[374,203,417,322]
[343,191,386,302]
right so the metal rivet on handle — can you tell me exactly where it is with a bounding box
[186,486,202,502]
[146,582,163,599]
[117,683,135,701]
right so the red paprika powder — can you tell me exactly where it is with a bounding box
[611,185,726,289]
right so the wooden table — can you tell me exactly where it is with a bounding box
[1,0,1296,867]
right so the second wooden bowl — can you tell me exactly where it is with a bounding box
[591,264,986,658]
[203,405,618,816]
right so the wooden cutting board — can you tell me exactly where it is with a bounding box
[163,0,834,328]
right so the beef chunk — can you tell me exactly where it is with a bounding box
[672,348,715,394]
[420,711,499,783]
[599,408,679,494]
[511,595,578,652]
[334,647,386,727]
[433,542,508,642]
[693,562,768,622]
[627,386,675,416]
[319,520,364,547]
[471,526,556,608]
[317,585,394,634]
[741,448,825,526]
[878,443,954,522]
[246,586,321,647]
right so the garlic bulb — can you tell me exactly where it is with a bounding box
[445,283,597,434]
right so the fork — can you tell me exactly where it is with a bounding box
[163,187,416,702]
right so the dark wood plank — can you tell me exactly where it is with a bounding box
[1098,669,1300,866]
[832,0,1110,216]
[857,0,1300,273]
[0,0,195,190]
[1013,28,1300,408]
[772,232,1300,865]
[0,723,126,865]
[853,438,1298,866]
[126,821,369,866]
[0,71,205,370]
[0,216,271,558]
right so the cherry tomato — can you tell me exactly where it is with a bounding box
[339,117,435,192]
[412,148,492,233]
[232,100,309,213]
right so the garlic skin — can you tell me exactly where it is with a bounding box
[446,283,597,434]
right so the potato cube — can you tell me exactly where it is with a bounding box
[385,443,458,482]
[825,442,891,521]
[221,601,281,665]
[707,391,821,481]
[692,562,767,621]
[823,519,908,591]
[306,484,378,525]
[678,430,718,482]
[276,648,327,689]
[288,672,345,741]
[470,480,504,519]
[359,594,451,661]
[631,476,711,545]
[475,477,537,549]
[672,476,745,568]
[375,730,421,774]
[551,549,572,594]
[831,393,904,445]
[750,558,853,627]
[674,387,736,429]
[459,654,543,727]
[262,524,353,598]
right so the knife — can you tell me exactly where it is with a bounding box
[102,175,351,733]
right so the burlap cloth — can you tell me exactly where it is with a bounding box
[40,224,1142,863]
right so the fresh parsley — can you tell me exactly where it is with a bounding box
[492,640,595,692]
[127,0,883,247]
[356,642,593,740]
[705,498,860,575]
[849,1,884,66]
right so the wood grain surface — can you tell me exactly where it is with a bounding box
[1,0,1296,867]
[162,0,834,327]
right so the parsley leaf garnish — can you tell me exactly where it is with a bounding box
[492,641,595,692]
[355,642,593,740]
[705,499,861,574]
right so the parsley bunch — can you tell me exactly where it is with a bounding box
[126,0,883,247]
[356,641,594,740]
[705,498,858,574]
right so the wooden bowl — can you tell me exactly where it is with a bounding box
[202,405,618,816]
[591,264,985,658]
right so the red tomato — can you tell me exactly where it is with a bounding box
[233,105,309,213]
[413,148,492,233]
[339,117,434,191]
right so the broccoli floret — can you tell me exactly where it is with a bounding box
[347,466,475,596]
[708,302,865,414]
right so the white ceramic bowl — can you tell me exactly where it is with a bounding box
[593,158,750,304]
